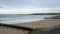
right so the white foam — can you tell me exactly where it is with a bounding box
[0,18,44,24]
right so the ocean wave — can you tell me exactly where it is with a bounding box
[0,15,55,24]
[0,18,44,24]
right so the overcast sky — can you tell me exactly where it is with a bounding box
[0,0,60,14]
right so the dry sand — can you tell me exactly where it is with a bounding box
[0,26,29,34]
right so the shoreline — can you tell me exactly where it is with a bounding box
[16,19,60,29]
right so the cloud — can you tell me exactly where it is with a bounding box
[0,0,60,14]
[0,0,59,8]
[0,8,60,14]
[0,7,3,8]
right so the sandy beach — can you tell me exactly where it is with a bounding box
[0,26,29,34]
[0,19,60,34]
[16,19,60,30]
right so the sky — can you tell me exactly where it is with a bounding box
[0,0,60,14]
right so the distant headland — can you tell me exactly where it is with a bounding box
[29,13,60,15]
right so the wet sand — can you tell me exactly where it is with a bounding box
[16,19,60,30]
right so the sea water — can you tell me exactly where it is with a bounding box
[0,14,55,24]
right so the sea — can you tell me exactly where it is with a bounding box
[0,14,56,24]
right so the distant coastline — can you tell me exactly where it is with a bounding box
[45,15,60,19]
[28,13,60,15]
